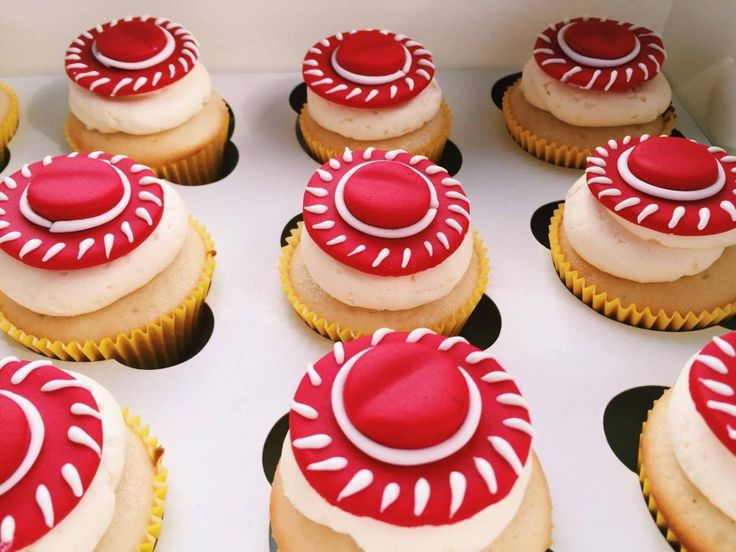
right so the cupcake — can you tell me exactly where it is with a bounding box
[0,81,19,168]
[0,356,166,550]
[280,148,488,341]
[299,29,452,163]
[503,16,676,168]
[271,329,553,551]
[64,15,229,185]
[639,332,736,549]
[0,152,216,368]
[550,135,736,330]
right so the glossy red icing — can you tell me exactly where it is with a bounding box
[534,17,665,91]
[290,331,534,526]
[587,136,736,236]
[303,30,435,108]
[0,358,103,551]
[688,332,736,456]
[628,138,718,192]
[303,149,470,277]
[65,16,199,97]
[343,342,469,449]
[564,19,636,60]
[0,153,165,270]
[0,396,30,484]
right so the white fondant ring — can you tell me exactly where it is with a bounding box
[331,44,412,85]
[331,348,483,466]
[334,161,439,239]
[20,160,132,234]
[0,390,45,496]
[617,146,726,201]
[557,22,641,68]
[92,26,176,71]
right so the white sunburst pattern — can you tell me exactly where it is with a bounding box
[288,329,535,526]
[0,357,103,550]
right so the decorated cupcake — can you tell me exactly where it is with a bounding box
[64,15,229,185]
[639,332,736,549]
[503,16,676,168]
[0,152,216,368]
[280,148,488,341]
[0,81,19,168]
[550,135,736,330]
[271,329,553,551]
[0,356,166,550]
[299,29,452,163]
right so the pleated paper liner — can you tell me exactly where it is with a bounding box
[549,205,736,331]
[298,101,452,164]
[502,81,677,169]
[0,218,216,369]
[122,408,168,552]
[64,113,229,186]
[0,81,20,168]
[638,415,686,552]
[279,223,489,342]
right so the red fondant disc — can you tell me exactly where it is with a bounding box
[586,136,736,236]
[303,29,435,108]
[0,358,103,551]
[65,15,200,97]
[303,149,470,277]
[290,330,535,527]
[688,332,736,456]
[533,17,666,91]
[0,153,165,270]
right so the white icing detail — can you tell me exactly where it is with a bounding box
[311,78,334,87]
[337,469,374,501]
[110,74,132,95]
[503,418,537,437]
[465,351,494,364]
[714,336,736,357]
[449,472,466,518]
[406,328,434,343]
[698,207,711,230]
[334,341,345,365]
[131,164,148,173]
[438,336,468,351]
[405,77,415,91]
[92,26,176,71]
[77,238,95,260]
[424,240,433,256]
[120,221,134,243]
[488,436,524,476]
[36,485,54,528]
[372,248,390,268]
[307,457,348,471]
[583,70,602,89]
[88,77,111,92]
[390,85,398,98]
[587,157,606,167]
[445,191,470,203]
[139,191,163,206]
[326,235,347,246]
[695,354,728,375]
[586,166,606,175]
[442,177,460,187]
[71,402,102,419]
[10,360,52,384]
[326,84,348,95]
[598,189,622,198]
[0,357,18,370]
[0,221,7,230]
[668,206,686,229]
[61,463,84,497]
[41,379,93,393]
[648,54,661,73]
[136,207,154,225]
[303,59,319,67]
[385,149,405,160]
[401,247,412,268]
[481,371,514,383]
[496,393,528,408]
[103,233,114,258]
[306,363,322,387]
[414,478,430,516]
[305,204,328,214]
[596,146,609,157]
[638,62,649,80]
[533,48,554,55]
[473,457,498,494]
[560,66,582,82]
[293,434,332,449]
[363,148,375,160]
[699,378,735,397]
[603,70,619,92]
[328,159,341,170]
[304,69,324,77]
[588,177,613,185]
[707,400,736,417]
[446,218,463,233]
[0,232,21,244]
[637,203,659,223]
[371,328,393,346]
[291,400,319,419]
[614,197,641,211]
[448,205,470,220]
[541,58,566,66]
[0,390,45,495]
[380,483,400,512]
[152,72,162,86]
[21,165,31,178]
[2,177,16,190]
[0,516,14,544]
[19,239,42,259]
[436,232,450,249]
[68,426,101,456]
[343,149,354,163]
[365,90,379,102]
[347,244,366,256]
[305,187,329,198]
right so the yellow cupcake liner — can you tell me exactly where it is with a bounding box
[0,218,216,369]
[279,222,489,342]
[549,205,736,331]
[65,112,229,186]
[299,101,452,164]
[502,81,677,169]
[638,417,687,552]
[122,408,168,552]
[0,81,20,167]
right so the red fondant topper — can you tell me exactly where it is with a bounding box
[0,152,165,271]
[65,16,200,97]
[586,136,736,236]
[534,17,666,91]
[688,332,736,456]
[0,358,103,551]
[303,29,435,108]
[290,329,534,526]
[303,149,470,277]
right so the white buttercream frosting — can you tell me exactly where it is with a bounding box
[300,229,473,310]
[612,213,736,250]
[520,58,672,127]
[23,371,127,551]
[563,176,723,283]
[667,358,736,521]
[68,62,212,135]
[306,79,442,141]
[279,436,531,552]
[0,182,189,316]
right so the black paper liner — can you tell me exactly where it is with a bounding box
[531,201,564,249]
[603,385,668,473]
[0,146,10,174]
[289,83,463,176]
[280,214,501,349]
